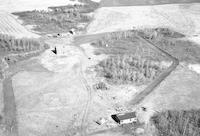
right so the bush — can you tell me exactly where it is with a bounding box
[93,82,108,90]
[151,110,200,136]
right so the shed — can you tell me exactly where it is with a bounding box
[51,47,57,55]
[111,112,137,124]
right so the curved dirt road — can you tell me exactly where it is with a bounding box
[79,71,92,136]
[78,53,93,136]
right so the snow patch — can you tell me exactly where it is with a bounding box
[188,64,200,74]
[0,0,82,13]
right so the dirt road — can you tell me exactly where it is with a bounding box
[131,36,179,105]
[2,77,18,136]
[79,70,92,136]
[78,46,93,136]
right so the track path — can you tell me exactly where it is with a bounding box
[79,69,92,136]
[71,43,93,136]
[2,76,18,136]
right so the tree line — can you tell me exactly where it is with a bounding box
[0,34,48,52]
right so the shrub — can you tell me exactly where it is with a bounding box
[151,110,200,136]
[93,82,108,90]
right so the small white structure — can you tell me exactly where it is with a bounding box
[111,112,137,124]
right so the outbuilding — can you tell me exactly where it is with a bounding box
[111,112,137,124]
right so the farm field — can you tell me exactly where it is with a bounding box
[0,12,39,38]
[87,3,200,36]
[100,0,200,7]
[0,0,82,13]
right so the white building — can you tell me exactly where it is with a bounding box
[111,112,137,124]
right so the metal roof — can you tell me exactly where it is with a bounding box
[111,112,136,123]
[117,112,136,120]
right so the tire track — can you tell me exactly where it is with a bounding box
[79,65,93,136]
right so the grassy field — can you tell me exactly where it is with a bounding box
[91,31,168,61]
[100,0,200,7]
[13,0,99,34]
[151,110,200,136]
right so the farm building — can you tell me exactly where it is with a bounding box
[111,112,137,124]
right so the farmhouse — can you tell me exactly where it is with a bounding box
[111,112,137,124]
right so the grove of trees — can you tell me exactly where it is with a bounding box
[151,110,200,136]
[0,34,47,52]
[96,55,164,85]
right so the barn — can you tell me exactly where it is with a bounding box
[111,112,137,124]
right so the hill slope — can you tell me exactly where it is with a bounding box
[87,3,200,35]
[0,0,81,13]
[100,0,200,7]
[0,12,39,38]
